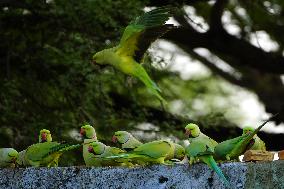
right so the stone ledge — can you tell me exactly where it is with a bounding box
[0,161,283,189]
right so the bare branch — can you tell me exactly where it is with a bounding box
[209,0,228,31]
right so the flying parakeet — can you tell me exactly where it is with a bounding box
[112,131,142,151]
[17,129,53,167]
[105,140,175,165]
[87,141,128,167]
[0,148,18,168]
[92,7,176,102]
[80,124,98,166]
[214,116,275,161]
[184,123,229,186]
[242,126,266,151]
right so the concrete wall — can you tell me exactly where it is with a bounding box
[0,161,283,189]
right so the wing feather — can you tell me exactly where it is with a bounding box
[133,140,172,158]
[117,7,176,62]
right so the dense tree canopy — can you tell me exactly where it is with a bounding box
[1,0,283,165]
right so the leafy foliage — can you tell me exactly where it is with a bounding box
[1,0,283,165]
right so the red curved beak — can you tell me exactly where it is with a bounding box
[112,136,117,143]
[41,133,47,141]
[185,129,191,137]
[88,146,94,153]
[80,128,85,136]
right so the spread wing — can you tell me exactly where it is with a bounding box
[116,6,175,62]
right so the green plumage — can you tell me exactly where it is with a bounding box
[0,148,18,168]
[24,142,80,167]
[185,123,229,186]
[43,143,81,158]
[93,7,176,102]
[87,141,128,167]
[214,116,274,161]
[242,127,266,151]
[113,131,143,151]
[80,125,98,166]
[105,140,174,165]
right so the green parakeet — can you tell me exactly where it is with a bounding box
[87,141,128,167]
[171,143,186,161]
[26,142,80,167]
[17,129,53,167]
[242,126,266,151]
[105,140,175,165]
[214,116,274,161]
[39,129,52,143]
[92,7,175,102]
[19,129,80,167]
[80,124,98,166]
[0,148,18,168]
[112,131,142,151]
[185,123,229,186]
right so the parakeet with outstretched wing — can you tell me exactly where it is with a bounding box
[80,124,98,166]
[92,7,176,102]
[0,148,18,168]
[185,123,229,186]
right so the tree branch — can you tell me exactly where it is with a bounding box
[209,0,228,32]
[187,49,246,87]
[164,26,284,74]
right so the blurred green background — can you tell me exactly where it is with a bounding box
[1,0,284,165]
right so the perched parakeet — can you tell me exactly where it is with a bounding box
[19,129,80,167]
[214,117,273,161]
[242,126,266,151]
[23,142,80,167]
[87,141,127,167]
[80,124,98,166]
[92,7,175,102]
[105,140,175,165]
[0,148,18,168]
[112,131,142,151]
[17,129,53,167]
[171,143,186,161]
[39,129,52,143]
[184,123,229,186]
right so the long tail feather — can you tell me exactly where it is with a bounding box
[103,154,130,159]
[201,155,230,187]
[243,113,279,145]
[44,144,82,158]
[58,144,82,152]
[103,153,144,160]
[136,68,167,103]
